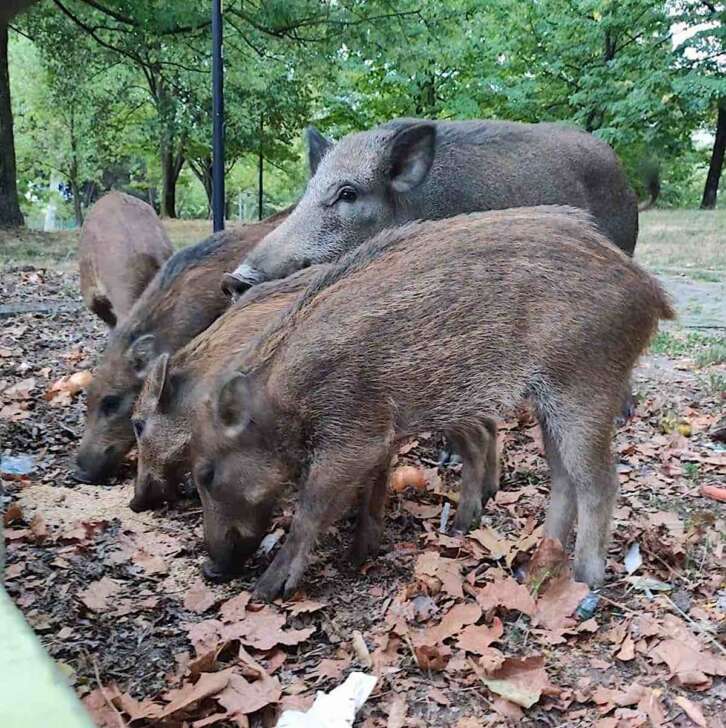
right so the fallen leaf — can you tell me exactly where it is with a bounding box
[475,655,558,708]
[4,377,36,399]
[223,607,315,651]
[220,593,251,622]
[468,527,512,561]
[651,639,726,686]
[184,580,218,614]
[79,577,122,613]
[477,577,536,616]
[386,695,407,728]
[160,670,233,718]
[416,602,482,645]
[527,537,568,589]
[533,574,589,631]
[674,695,707,727]
[414,643,451,671]
[286,600,326,617]
[700,484,726,502]
[216,672,282,717]
[456,617,504,654]
[415,551,464,598]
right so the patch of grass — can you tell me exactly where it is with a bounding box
[636,208,726,275]
[698,371,726,396]
[649,330,726,364]
[682,462,700,480]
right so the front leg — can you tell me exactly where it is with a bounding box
[254,451,380,601]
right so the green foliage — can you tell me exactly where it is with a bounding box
[7,0,726,224]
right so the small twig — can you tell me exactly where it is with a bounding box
[597,593,642,615]
[92,657,128,728]
[661,594,726,657]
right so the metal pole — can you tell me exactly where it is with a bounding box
[211,0,225,232]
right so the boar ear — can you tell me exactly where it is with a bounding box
[215,372,253,433]
[146,353,173,412]
[305,126,333,175]
[388,122,436,193]
[126,334,157,377]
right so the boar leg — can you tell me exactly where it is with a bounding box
[90,295,117,328]
[447,419,499,535]
[552,411,618,587]
[349,461,390,566]
[541,424,577,548]
[254,452,379,601]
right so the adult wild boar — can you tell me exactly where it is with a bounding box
[129,266,322,512]
[73,209,290,484]
[79,192,173,327]
[195,206,673,600]
[223,119,638,294]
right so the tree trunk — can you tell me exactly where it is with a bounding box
[701,100,726,210]
[159,138,183,218]
[0,23,23,228]
[258,148,263,221]
[189,156,213,215]
[69,110,83,225]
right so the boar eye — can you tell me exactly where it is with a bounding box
[195,462,215,490]
[100,395,121,416]
[336,186,358,203]
[132,418,145,439]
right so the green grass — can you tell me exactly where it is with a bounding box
[636,208,726,276]
[650,330,726,365]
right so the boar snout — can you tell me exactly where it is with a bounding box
[130,473,167,512]
[73,444,122,484]
[202,527,261,583]
[221,272,252,301]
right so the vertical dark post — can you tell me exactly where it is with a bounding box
[211,0,225,232]
[258,115,263,220]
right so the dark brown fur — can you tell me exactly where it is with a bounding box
[129,267,322,511]
[79,192,173,327]
[192,206,674,599]
[73,209,291,483]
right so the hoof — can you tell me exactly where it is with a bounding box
[201,559,237,584]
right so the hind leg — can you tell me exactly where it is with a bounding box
[349,460,390,566]
[546,405,618,587]
[448,419,499,534]
[541,424,577,548]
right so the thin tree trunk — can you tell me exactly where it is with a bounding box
[69,111,83,225]
[0,23,23,227]
[701,100,726,210]
[160,138,183,218]
[189,156,213,216]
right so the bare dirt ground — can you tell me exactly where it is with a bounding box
[1,214,725,727]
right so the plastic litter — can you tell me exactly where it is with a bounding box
[439,502,451,533]
[0,454,35,478]
[277,672,377,728]
[575,591,600,620]
[624,542,642,575]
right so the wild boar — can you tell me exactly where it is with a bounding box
[223,119,638,295]
[79,192,173,327]
[129,266,322,512]
[72,209,291,484]
[193,206,673,600]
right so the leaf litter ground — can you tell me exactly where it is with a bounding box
[1,267,725,727]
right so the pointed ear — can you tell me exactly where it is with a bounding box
[146,353,173,412]
[305,126,333,176]
[388,122,436,193]
[126,334,157,377]
[215,372,253,434]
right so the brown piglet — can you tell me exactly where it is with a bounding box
[130,266,323,512]
[73,208,291,484]
[79,192,173,327]
[192,206,674,600]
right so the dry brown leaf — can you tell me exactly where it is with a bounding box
[674,695,708,727]
[617,634,636,662]
[533,574,589,631]
[417,602,482,646]
[468,527,512,561]
[456,617,504,654]
[222,606,315,651]
[414,643,451,672]
[3,502,23,526]
[386,694,407,728]
[285,599,326,617]
[45,370,92,402]
[4,377,36,400]
[184,580,219,614]
[651,639,726,686]
[160,670,233,718]
[475,655,558,708]
[527,537,568,589]
[220,592,251,622]
[415,551,464,598]
[216,672,282,718]
[476,577,536,616]
[79,576,122,613]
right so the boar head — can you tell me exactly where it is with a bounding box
[129,353,191,511]
[223,121,436,296]
[73,332,159,483]
[192,371,294,583]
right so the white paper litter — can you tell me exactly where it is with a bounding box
[624,542,642,575]
[276,672,377,728]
